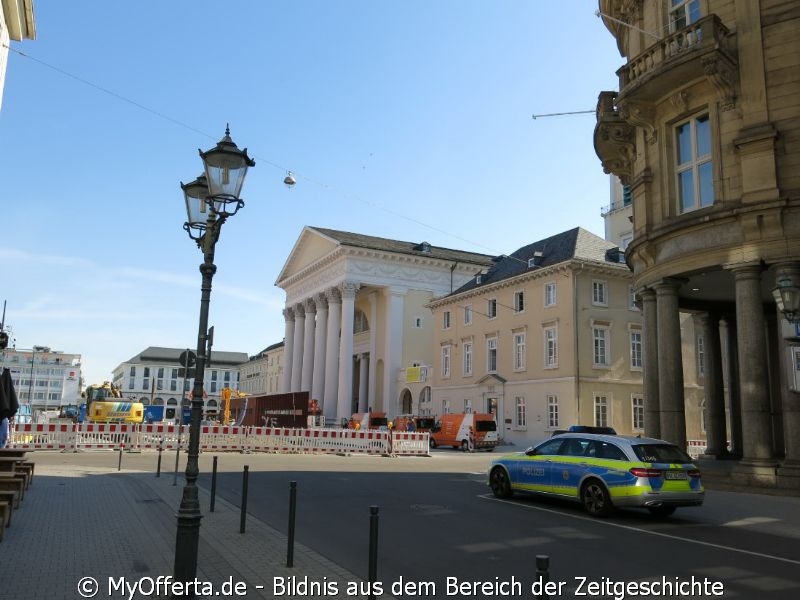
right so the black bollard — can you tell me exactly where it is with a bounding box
[535,554,550,600]
[286,481,297,567]
[117,445,123,471]
[156,445,163,478]
[210,456,218,512]
[368,505,379,600]
[240,465,249,534]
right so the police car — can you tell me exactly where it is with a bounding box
[487,432,704,517]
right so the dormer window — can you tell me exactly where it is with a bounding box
[528,250,544,268]
[476,274,482,285]
[414,241,432,253]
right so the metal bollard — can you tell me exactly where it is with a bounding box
[210,456,218,512]
[156,445,162,478]
[368,505,379,600]
[240,465,249,534]
[117,445,123,471]
[535,554,551,600]
[286,481,297,567]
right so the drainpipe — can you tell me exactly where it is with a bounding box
[573,264,582,423]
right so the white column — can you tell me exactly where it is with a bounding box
[281,307,295,393]
[323,287,342,422]
[301,298,316,393]
[291,303,305,392]
[337,282,360,421]
[382,287,405,416]
[358,354,369,412]
[311,293,328,404]
[368,291,378,411]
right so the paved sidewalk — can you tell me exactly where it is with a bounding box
[1,456,392,600]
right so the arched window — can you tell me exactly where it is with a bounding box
[140,397,150,405]
[153,397,164,406]
[167,398,178,406]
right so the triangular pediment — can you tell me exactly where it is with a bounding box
[275,226,340,286]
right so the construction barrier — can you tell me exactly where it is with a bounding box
[8,423,430,457]
[686,439,708,458]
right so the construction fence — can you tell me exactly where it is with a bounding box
[7,422,430,457]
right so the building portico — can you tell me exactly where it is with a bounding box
[275,226,493,423]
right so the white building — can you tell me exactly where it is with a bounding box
[0,345,82,409]
[111,346,248,418]
[238,341,284,396]
[276,226,494,423]
[0,0,35,111]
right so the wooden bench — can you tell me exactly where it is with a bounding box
[0,474,25,501]
[0,489,16,518]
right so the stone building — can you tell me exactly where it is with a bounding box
[594,0,800,487]
[275,226,494,423]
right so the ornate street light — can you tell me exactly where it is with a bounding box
[174,126,254,588]
[773,275,800,324]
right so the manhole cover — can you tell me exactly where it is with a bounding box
[410,504,454,516]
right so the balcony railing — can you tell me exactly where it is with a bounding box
[617,15,734,103]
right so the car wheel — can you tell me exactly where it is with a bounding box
[461,440,468,452]
[489,467,513,499]
[581,479,613,517]
[429,437,437,449]
[648,506,676,517]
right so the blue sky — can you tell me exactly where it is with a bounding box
[0,1,623,387]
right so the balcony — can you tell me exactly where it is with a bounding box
[616,14,736,108]
[594,91,635,185]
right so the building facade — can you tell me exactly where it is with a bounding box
[0,345,82,410]
[111,346,248,417]
[276,226,494,424]
[0,0,35,111]
[428,227,659,448]
[594,0,800,487]
[238,341,284,396]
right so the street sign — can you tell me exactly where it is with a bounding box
[179,349,197,368]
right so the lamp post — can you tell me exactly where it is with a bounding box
[173,126,254,588]
[773,275,800,325]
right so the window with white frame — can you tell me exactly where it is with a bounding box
[515,396,527,428]
[697,333,705,377]
[442,310,451,329]
[593,325,610,367]
[669,0,700,31]
[544,326,558,368]
[514,290,525,313]
[547,394,559,428]
[544,282,556,307]
[487,298,497,319]
[592,280,608,306]
[513,332,526,371]
[630,329,643,369]
[462,341,473,376]
[594,394,609,427]
[442,398,450,415]
[464,399,472,414]
[441,345,451,378]
[676,113,713,213]
[487,337,497,372]
[413,316,423,328]
[463,305,473,325]
[632,394,644,431]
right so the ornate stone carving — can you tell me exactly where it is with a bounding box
[315,293,328,310]
[701,55,737,111]
[669,90,689,113]
[303,297,317,314]
[282,307,295,321]
[294,303,305,318]
[325,287,342,305]
[618,100,656,144]
[339,281,360,299]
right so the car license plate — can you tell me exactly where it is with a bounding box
[664,471,688,480]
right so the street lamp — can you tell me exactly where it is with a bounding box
[174,126,254,588]
[773,275,800,324]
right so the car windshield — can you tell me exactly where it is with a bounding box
[475,420,496,432]
[632,443,692,464]
[416,418,435,429]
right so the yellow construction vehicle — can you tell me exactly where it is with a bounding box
[221,387,248,425]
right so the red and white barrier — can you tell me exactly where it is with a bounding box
[686,439,708,458]
[8,423,429,456]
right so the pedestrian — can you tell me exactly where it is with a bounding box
[407,418,416,433]
[468,426,476,453]
[0,416,8,448]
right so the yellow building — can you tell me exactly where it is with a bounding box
[594,0,800,488]
[428,227,654,448]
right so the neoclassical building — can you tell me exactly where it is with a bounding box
[275,226,494,423]
[594,0,800,487]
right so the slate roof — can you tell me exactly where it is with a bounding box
[447,227,624,296]
[124,346,249,366]
[309,226,495,267]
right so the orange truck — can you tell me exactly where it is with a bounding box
[430,413,499,451]
[348,412,388,430]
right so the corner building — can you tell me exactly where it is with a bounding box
[594,0,800,487]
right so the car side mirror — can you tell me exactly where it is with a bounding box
[525,447,537,456]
